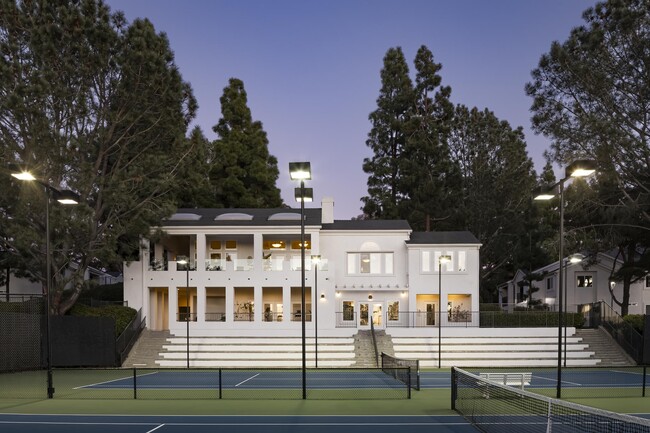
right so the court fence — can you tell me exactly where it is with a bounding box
[0,366,412,401]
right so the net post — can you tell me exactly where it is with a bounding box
[451,367,456,410]
[407,367,411,399]
[133,367,137,400]
[219,368,222,399]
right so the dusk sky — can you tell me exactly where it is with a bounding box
[105,0,596,219]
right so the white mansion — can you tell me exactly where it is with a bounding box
[124,197,482,337]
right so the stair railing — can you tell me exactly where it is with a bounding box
[369,316,379,367]
[597,301,643,364]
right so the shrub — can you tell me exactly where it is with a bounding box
[69,303,136,335]
[623,314,644,335]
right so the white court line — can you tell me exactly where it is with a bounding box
[146,424,166,433]
[235,373,260,387]
[612,369,644,376]
[532,375,581,386]
[73,371,159,389]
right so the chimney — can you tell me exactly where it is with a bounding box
[321,197,334,224]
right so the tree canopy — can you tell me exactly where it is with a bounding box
[527,0,650,313]
[0,0,197,314]
[209,78,283,208]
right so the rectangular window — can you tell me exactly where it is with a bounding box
[225,240,237,249]
[210,241,221,250]
[577,275,593,287]
[346,253,394,275]
[387,301,399,321]
[646,275,650,288]
[422,251,431,272]
[264,240,286,250]
[457,251,466,272]
[343,301,355,321]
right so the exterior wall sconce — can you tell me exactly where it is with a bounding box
[320,293,325,299]
[368,294,373,300]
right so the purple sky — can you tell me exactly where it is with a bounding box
[105,0,595,219]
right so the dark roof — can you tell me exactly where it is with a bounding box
[162,208,322,227]
[321,220,412,231]
[407,231,480,245]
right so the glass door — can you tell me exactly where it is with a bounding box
[359,303,369,328]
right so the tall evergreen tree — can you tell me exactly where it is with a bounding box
[400,45,458,231]
[362,47,413,219]
[175,127,218,208]
[448,106,538,301]
[210,78,282,208]
[526,0,650,224]
[0,0,197,314]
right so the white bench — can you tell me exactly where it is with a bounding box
[479,372,532,390]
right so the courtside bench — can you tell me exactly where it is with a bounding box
[479,372,532,390]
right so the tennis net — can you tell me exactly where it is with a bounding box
[451,367,650,432]
[381,352,420,390]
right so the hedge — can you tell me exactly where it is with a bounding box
[69,303,137,335]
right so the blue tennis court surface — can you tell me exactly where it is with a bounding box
[0,414,477,433]
[77,368,646,391]
[81,370,408,390]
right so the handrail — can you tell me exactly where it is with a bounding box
[597,301,643,363]
[369,316,379,367]
[116,308,145,366]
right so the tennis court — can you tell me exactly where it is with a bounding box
[0,414,477,433]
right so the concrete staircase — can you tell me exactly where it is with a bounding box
[122,329,171,367]
[353,330,394,367]
[125,332,356,368]
[575,327,636,366]
[390,328,601,368]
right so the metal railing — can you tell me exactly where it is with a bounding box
[596,301,644,364]
[335,312,357,328]
[116,308,145,365]
[205,312,226,322]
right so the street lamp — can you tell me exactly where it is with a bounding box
[177,257,191,369]
[311,255,321,368]
[534,159,596,398]
[289,161,312,399]
[438,254,451,369]
[563,253,584,366]
[10,170,79,399]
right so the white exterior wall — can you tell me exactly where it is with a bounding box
[122,211,483,336]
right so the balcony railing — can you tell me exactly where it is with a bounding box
[205,312,226,322]
[176,313,197,322]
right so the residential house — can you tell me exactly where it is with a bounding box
[123,198,482,337]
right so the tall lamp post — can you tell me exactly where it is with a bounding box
[177,257,191,369]
[11,170,79,399]
[438,254,451,369]
[289,162,312,400]
[534,159,596,398]
[311,255,321,368]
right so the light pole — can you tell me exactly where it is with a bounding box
[534,159,596,398]
[289,162,312,400]
[311,255,321,368]
[177,257,191,369]
[438,254,451,369]
[11,170,79,399]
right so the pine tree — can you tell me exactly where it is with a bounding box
[210,78,282,208]
[400,45,458,231]
[362,47,413,219]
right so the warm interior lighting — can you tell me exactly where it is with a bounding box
[289,162,312,180]
[311,255,321,265]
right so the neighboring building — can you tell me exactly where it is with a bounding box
[123,198,482,337]
[1,264,122,297]
[499,252,650,316]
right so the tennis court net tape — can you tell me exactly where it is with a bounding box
[451,367,650,433]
